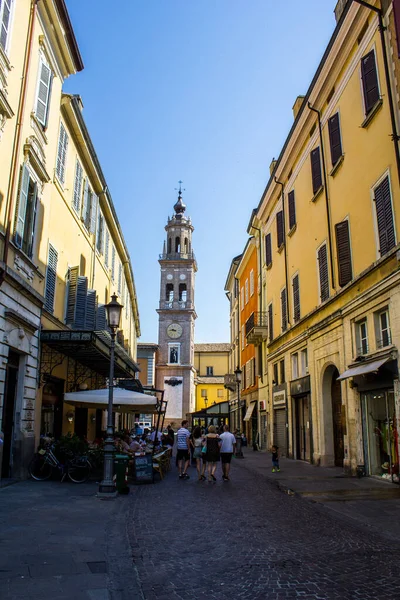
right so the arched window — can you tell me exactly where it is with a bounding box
[175,236,180,253]
[166,283,174,302]
[179,283,187,302]
[168,237,172,253]
[184,237,188,253]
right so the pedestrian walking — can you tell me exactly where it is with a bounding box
[219,424,236,481]
[176,420,191,479]
[191,426,206,480]
[204,425,221,482]
[271,445,280,472]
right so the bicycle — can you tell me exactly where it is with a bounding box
[29,442,92,483]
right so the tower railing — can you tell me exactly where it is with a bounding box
[159,251,196,260]
[160,300,194,310]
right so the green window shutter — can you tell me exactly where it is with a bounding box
[44,245,58,312]
[118,263,122,293]
[74,276,88,329]
[66,266,79,324]
[111,245,115,280]
[85,289,97,330]
[335,220,353,287]
[36,59,52,127]
[82,179,89,225]
[56,122,68,184]
[73,160,83,212]
[90,194,98,234]
[96,303,107,330]
[14,164,30,248]
[104,228,109,266]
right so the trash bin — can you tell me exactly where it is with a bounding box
[114,454,130,494]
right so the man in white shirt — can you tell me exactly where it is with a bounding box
[176,420,191,479]
[219,424,236,481]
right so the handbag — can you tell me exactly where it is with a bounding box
[201,438,207,454]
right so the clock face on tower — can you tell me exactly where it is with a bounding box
[167,323,182,339]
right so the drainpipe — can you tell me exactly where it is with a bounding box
[249,223,264,383]
[307,103,336,290]
[274,177,291,326]
[0,0,38,287]
[352,0,400,184]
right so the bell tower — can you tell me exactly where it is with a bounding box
[156,185,197,423]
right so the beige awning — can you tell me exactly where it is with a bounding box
[337,357,391,381]
[243,401,257,421]
[64,387,159,413]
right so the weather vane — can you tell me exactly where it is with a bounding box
[175,180,186,198]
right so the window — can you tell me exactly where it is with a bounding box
[281,287,287,332]
[273,363,278,385]
[241,325,244,350]
[361,49,380,115]
[268,303,273,342]
[206,366,214,376]
[73,160,83,213]
[335,220,353,287]
[14,164,38,258]
[44,244,58,313]
[356,320,369,356]
[292,274,300,323]
[245,279,249,304]
[82,181,97,233]
[111,245,115,280]
[117,263,122,294]
[373,176,396,256]
[311,147,322,195]
[241,286,244,309]
[317,243,329,302]
[265,233,272,267]
[175,237,180,253]
[250,269,254,296]
[104,229,109,267]
[276,211,284,248]
[0,0,13,53]
[56,122,68,185]
[291,353,299,380]
[328,112,343,166]
[288,190,296,230]
[375,309,391,348]
[96,212,104,253]
[168,343,180,364]
[35,56,53,127]
[201,389,207,397]
[300,349,308,376]
[179,283,187,302]
[280,359,285,383]
[166,283,174,302]
[217,389,223,398]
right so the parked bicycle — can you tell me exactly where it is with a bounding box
[29,442,92,483]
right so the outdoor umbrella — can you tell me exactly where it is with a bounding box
[64,387,159,413]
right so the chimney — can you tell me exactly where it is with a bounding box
[292,95,305,119]
[269,158,277,176]
[334,0,348,23]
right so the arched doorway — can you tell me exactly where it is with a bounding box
[321,364,344,467]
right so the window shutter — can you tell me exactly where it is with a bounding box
[66,266,79,324]
[36,59,52,127]
[14,164,30,248]
[97,213,104,253]
[335,220,353,287]
[118,263,122,293]
[25,181,38,258]
[276,211,284,248]
[82,179,89,225]
[104,228,109,266]
[96,303,107,330]
[56,123,68,184]
[361,50,379,114]
[288,190,296,230]
[311,147,322,194]
[73,160,83,212]
[44,245,58,312]
[268,304,273,341]
[111,245,116,280]
[374,176,396,256]
[318,244,329,302]
[85,289,97,330]
[265,233,272,267]
[293,274,300,322]
[90,194,98,234]
[281,288,287,332]
[0,0,12,52]
[74,276,88,329]
[328,113,342,166]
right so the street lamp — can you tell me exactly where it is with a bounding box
[234,366,243,458]
[98,293,123,496]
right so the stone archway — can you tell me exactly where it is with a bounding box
[321,364,344,467]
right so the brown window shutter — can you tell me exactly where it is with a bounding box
[361,50,379,114]
[318,244,329,302]
[281,287,287,332]
[288,190,296,230]
[374,176,396,256]
[311,147,322,194]
[335,220,353,287]
[276,210,284,248]
[268,303,273,341]
[265,233,272,267]
[292,274,300,322]
[328,113,342,166]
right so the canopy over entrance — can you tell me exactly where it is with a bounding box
[64,387,158,413]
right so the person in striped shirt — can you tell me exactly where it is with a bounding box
[176,420,191,479]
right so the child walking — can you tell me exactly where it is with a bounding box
[271,445,280,472]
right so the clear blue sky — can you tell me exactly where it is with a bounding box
[64,1,337,343]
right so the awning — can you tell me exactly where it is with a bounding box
[243,401,257,421]
[41,330,139,378]
[337,357,391,381]
[64,387,159,413]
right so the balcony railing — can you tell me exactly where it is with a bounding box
[245,311,268,345]
[159,251,196,261]
[377,329,392,349]
[160,300,194,310]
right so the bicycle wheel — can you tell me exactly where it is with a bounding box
[29,454,53,481]
[68,458,91,483]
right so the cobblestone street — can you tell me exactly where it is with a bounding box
[129,456,400,600]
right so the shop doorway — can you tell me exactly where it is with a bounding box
[1,351,20,478]
[321,364,344,467]
[273,408,286,456]
[41,379,64,438]
[331,369,344,466]
[295,395,311,461]
[74,407,88,438]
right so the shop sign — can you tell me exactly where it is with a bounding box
[290,375,311,397]
[273,389,286,407]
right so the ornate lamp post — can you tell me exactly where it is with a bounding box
[234,366,243,458]
[98,293,123,496]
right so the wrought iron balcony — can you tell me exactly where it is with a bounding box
[245,312,268,345]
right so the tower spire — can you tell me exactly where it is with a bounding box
[173,180,186,216]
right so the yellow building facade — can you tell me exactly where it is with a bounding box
[0,1,140,480]
[247,0,400,481]
[194,343,230,411]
